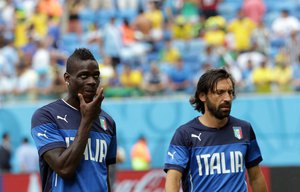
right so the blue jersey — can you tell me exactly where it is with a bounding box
[31,99,117,192]
[164,116,262,192]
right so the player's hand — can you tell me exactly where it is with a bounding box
[78,87,104,122]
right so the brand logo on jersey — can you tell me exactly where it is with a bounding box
[196,151,244,176]
[191,133,201,141]
[37,130,48,139]
[100,117,107,130]
[233,127,243,140]
[57,115,68,123]
[65,137,108,163]
[168,151,176,159]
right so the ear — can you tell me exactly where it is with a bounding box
[64,72,70,83]
[198,92,207,102]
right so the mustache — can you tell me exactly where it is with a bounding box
[219,102,231,108]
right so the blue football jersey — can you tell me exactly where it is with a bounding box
[31,99,117,192]
[164,116,262,192]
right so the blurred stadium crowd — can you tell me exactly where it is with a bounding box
[1,0,300,103]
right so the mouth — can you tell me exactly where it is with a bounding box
[220,104,231,111]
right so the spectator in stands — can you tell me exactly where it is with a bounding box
[119,64,143,96]
[142,62,168,95]
[250,21,270,55]
[227,9,256,52]
[241,0,266,24]
[167,57,191,93]
[239,58,255,92]
[29,5,48,40]
[15,137,39,173]
[67,0,84,35]
[31,39,51,73]
[180,0,199,22]
[102,17,122,69]
[12,58,38,100]
[285,30,300,65]
[171,15,194,40]
[131,136,151,171]
[145,1,164,42]
[89,0,114,11]
[163,0,184,21]
[203,16,226,47]
[1,0,15,39]
[0,132,11,173]
[37,0,62,18]
[99,56,115,88]
[192,62,213,88]
[197,0,222,19]
[199,45,221,68]
[132,9,153,42]
[271,9,300,38]
[252,59,274,93]
[272,60,293,93]
[159,38,181,64]
[120,18,150,66]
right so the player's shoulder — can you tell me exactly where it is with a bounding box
[100,110,116,125]
[175,117,199,135]
[33,100,63,115]
[229,116,252,129]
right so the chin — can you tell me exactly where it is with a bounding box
[83,96,94,103]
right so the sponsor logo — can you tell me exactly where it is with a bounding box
[191,133,201,141]
[168,151,176,159]
[57,115,68,123]
[37,130,48,139]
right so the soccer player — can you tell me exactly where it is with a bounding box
[31,48,117,192]
[164,68,267,192]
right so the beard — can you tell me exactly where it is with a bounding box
[206,97,231,120]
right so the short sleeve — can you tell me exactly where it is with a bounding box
[31,108,66,156]
[245,125,263,168]
[164,128,190,173]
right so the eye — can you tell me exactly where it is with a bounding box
[214,89,234,96]
[80,74,87,79]
[94,75,99,79]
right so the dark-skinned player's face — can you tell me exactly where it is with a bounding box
[67,59,100,103]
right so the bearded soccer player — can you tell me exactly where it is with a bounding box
[31,48,117,192]
[164,68,267,192]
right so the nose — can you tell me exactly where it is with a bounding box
[86,76,97,86]
[223,91,233,101]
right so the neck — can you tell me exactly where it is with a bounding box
[63,95,80,110]
[199,113,228,129]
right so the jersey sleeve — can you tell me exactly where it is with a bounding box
[105,114,117,165]
[31,107,66,157]
[245,124,263,168]
[164,127,190,173]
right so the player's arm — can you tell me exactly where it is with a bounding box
[247,165,268,192]
[43,88,104,179]
[107,165,111,192]
[165,169,182,192]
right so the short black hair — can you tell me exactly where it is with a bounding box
[190,68,236,114]
[66,48,96,74]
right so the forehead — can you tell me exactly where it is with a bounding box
[214,78,233,89]
[73,60,99,73]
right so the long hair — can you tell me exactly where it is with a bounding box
[190,68,236,114]
[66,48,96,74]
